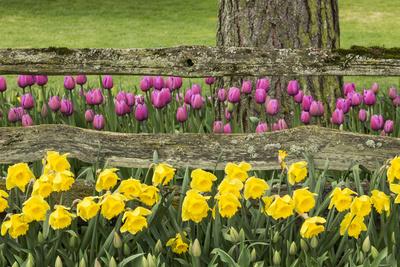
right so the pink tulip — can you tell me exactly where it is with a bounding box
[102,75,113,90]
[21,93,35,110]
[254,88,266,104]
[64,76,75,90]
[48,96,61,112]
[191,84,202,95]
[256,122,268,133]
[184,89,193,105]
[223,123,232,134]
[331,109,344,125]
[336,98,350,113]
[115,100,130,116]
[343,83,355,96]
[21,114,33,127]
[140,76,153,91]
[293,90,304,104]
[205,77,216,85]
[93,114,105,130]
[135,103,148,121]
[388,87,397,100]
[266,99,279,115]
[0,76,6,92]
[241,80,252,94]
[126,93,135,106]
[349,92,363,106]
[371,82,379,94]
[358,109,367,122]
[85,109,95,122]
[287,80,300,96]
[60,99,74,116]
[301,95,313,111]
[309,101,324,117]
[384,120,394,134]
[256,78,270,91]
[166,76,183,90]
[76,74,87,85]
[191,94,204,109]
[217,88,227,102]
[35,75,48,86]
[300,111,311,124]
[213,121,224,133]
[153,76,164,90]
[228,87,240,103]
[176,106,188,122]
[370,115,384,131]
[363,89,376,106]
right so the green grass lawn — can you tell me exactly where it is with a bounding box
[0,0,398,89]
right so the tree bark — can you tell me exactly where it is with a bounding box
[217,0,342,118]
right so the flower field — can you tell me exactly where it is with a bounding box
[0,75,399,136]
[0,150,400,266]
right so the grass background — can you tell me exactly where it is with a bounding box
[0,0,398,89]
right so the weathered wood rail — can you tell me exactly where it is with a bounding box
[0,124,397,171]
[0,46,399,76]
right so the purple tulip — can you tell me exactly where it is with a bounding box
[93,114,105,130]
[343,83,355,96]
[48,96,61,112]
[153,76,164,90]
[115,100,130,116]
[135,103,148,121]
[287,80,300,96]
[184,89,193,105]
[358,109,367,122]
[0,76,7,92]
[266,99,279,115]
[8,107,20,122]
[217,88,227,102]
[102,75,113,90]
[309,101,324,117]
[64,76,75,90]
[161,88,172,104]
[384,120,394,134]
[191,94,204,109]
[176,106,188,122]
[21,114,33,127]
[272,123,280,132]
[151,90,166,109]
[331,109,344,125]
[205,77,216,85]
[135,95,145,105]
[76,74,87,85]
[371,82,379,94]
[191,84,202,95]
[349,92,363,106]
[255,122,268,133]
[60,99,74,116]
[35,75,48,86]
[126,93,135,106]
[227,87,240,103]
[92,89,104,105]
[393,96,400,107]
[115,91,127,102]
[301,95,313,111]
[388,87,397,100]
[300,111,311,124]
[140,76,153,91]
[293,90,304,104]
[41,104,48,118]
[21,93,35,110]
[85,109,95,122]
[213,121,224,133]
[254,88,266,104]
[256,78,270,91]
[27,75,35,86]
[225,109,231,121]
[277,119,288,130]
[241,80,252,94]
[223,123,232,134]
[363,89,376,106]
[166,76,183,90]
[336,98,350,113]
[17,75,29,89]
[370,115,384,131]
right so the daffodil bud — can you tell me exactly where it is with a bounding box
[250,248,257,262]
[69,235,78,248]
[310,237,318,248]
[371,246,379,258]
[109,257,117,267]
[392,232,396,244]
[154,239,163,255]
[37,231,44,242]
[11,262,19,267]
[147,254,156,267]
[300,239,308,252]
[273,250,281,265]
[94,258,102,267]
[141,256,149,267]
[123,243,131,256]
[358,251,364,264]
[230,227,239,243]
[191,239,202,257]
[289,241,297,255]
[239,229,245,242]
[55,256,63,267]
[26,254,35,267]
[113,232,123,249]
[362,236,370,253]
[79,258,87,267]
[273,231,280,243]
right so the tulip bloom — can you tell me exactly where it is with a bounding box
[35,75,48,86]
[301,95,313,111]
[135,103,148,121]
[60,99,74,116]
[350,92,363,106]
[293,90,304,103]
[287,80,300,96]
[17,75,29,89]
[191,94,204,109]
[388,87,397,100]
[151,90,167,109]
[363,90,376,106]
[76,74,87,85]
[102,75,113,90]
[384,120,394,134]
[254,88,266,104]
[140,76,153,91]
[256,78,270,91]
[63,76,75,90]
[227,87,240,103]
[184,89,193,105]
[176,106,188,123]
[370,114,384,131]
[204,77,216,85]
[21,114,33,127]
[191,84,202,95]
[213,121,224,133]
[358,109,367,122]
[115,100,130,116]
[255,122,268,133]
[336,98,350,113]
[21,93,35,110]
[153,76,164,90]
[223,123,232,134]
[331,109,344,125]
[309,101,324,117]
[217,88,227,102]
[85,109,95,122]
[300,111,311,124]
[343,83,355,96]
[266,99,279,115]
[241,80,252,94]
[48,96,61,112]
[371,82,379,94]
[0,76,6,92]
[93,114,105,130]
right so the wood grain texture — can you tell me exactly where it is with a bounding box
[0,46,399,76]
[0,124,397,171]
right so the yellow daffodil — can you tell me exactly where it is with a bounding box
[262,196,274,214]
[293,188,316,214]
[152,163,175,186]
[287,161,308,185]
[95,168,119,192]
[182,189,210,223]
[225,162,252,182]
[328,188,357,212]
[139,184,160,206]
[0,190,9,213]
[216,193,241,218]
[244,177,269,200]
[166,233,189,254]
[1,213,30,239]
[32,175,53,198]
[370,190,390,215]
[118,178,142,200]
[387,156,400,183]
[77,197,100,221]
[389,183,400,203]
[6,163,35,192]
[278,150,288,170]
[300,216,326,239]
[22,196,50,222]
[120,207,152,235]
[266,195,295,220]
[52,171,75,192]
[49,205,73,230]
[43,151,71,173]
[350,195,371,217]
[218,178,243,198]
[190,169,217,192]
[100,192,126,220]
[339,213,367,239]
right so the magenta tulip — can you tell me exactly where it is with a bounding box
[363,90,376,106]
[370,115,384,131]
[213,121,224,133]
[228,87,240,103]
[166,76,183,90]
[287,80,300,96]
[343,83,355,96]
[93,114,105,130]
[191,84,202,95]
[223,123,232,134]
[350,92,363,106]
[21,93,35,110]
[92,89,104,105]
[102,75,113,90]
[48,96,61,112]
[256,78,270,91]
[266,99,279,115]
[255,122,268,133]
[140,76,153,91]
[115,91,127,102]
[393,96,400,107]
[277,119,288,130]
[300,111,311,124]
[7,107,20,122]
[85,109,95,122]
[384,120,394,134]
[126,93,135,106]
[135,104,148,121]
[21,114,33,127]
[254,88,266,104]
[388,87,397,100]
[0,76,6,92]
[225,109,231,121]
[35,75,48,86]
[153,76,164,90]
[371,82,379,94]
[241,80,252,94]
[184,89,193,105]
[301,95,313,111]
[217,88,227,102]
[336,98,350,113]
[17,75,29,89]
[135,95,145,105]
[205,77,216,85]
[176,106,188,122]
[76,74,87,86]
[331,108,344,125]
[293,90,304,104]
[60,99,74,116]
[64,76,75,90]
[115,100,130,116]
[151,90,166,109]
[358,109,367,122]
[191,94,204,109]
[309,101,324,117]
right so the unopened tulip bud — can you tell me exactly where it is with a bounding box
[109,257,117,267]
[256,78,270,91]
[238,229,245,242]
[35,75,48,86]
[256,122,268,133]
[76,74,87,85]
[362,236,370,253]
[21,114,33,127]
[273,250,281,265]
[371,246,378,258]
[293,90,304,103]
[384,120,394,134]
[229,227,239,242]
[93,114,105,130]
[0,76,6,92]
[191,239,202,257]
[217,88,227,102]
[113,232,123,248]
[358,251,364,264]
[94,258,102,267]
[55,256,63,267]
[289,241,297,255]
[37,231,44,242]
[388,87,397,100]
[154,239,163,255]
[300,239,308,252]
[69,235,78,248]
[228,87,240,103]
[310,237,318,248]
[102,75,113,90]
[123,243,131,256]
[64,76,75,90]
[254,88,266,104]
[176,106,188,122]
[359,109,367,122]
[371,82,379,94]
[224,123,232,134]
[213,121,224,133]
[287,80,300,96]
[370,114,384,131]
[241,80,252,94]
[205,77,216,85]
[146,254,156,267]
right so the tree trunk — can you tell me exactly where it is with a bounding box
[217,0,342,121]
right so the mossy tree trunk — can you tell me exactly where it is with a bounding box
[217,0,342,119]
